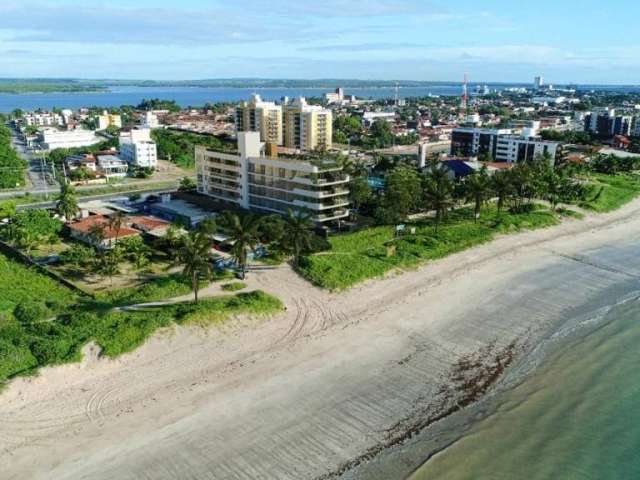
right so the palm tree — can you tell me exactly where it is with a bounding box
[463,169,491,222]
[222,212,261,279]
[423,165,455,232]
[56,182,79,221]
[175,231,212,304]
[490,170,513,215]
[282,209,314,267]
[108,211,126,247]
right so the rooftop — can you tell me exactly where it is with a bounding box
[68,215,140,240]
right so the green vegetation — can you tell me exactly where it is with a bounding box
[221,282,247,292]
[152,129,232,168]
[0,290,282,384]
[580,173,640,212]
[299,205,559,291]
[1,209,63,254]
[0,254,78,321]
[0,125,27,189]
[0,83,106,94]
[95,273,197,306]
[137,99,181,113]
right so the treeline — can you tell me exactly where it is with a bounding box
[346,156,590,225]
[0,125,26,189]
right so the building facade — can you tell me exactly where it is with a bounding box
[38,129,101,150]
[196,132,349,224]
[119,128,158,168]
[235,94,283,145]
[283,97,333,151]
[451,127,561,163]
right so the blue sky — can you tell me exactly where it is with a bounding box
[0,0,638,83]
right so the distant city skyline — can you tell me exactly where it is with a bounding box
[1,0,639,84]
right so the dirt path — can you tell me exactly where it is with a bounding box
[3,200,640,479]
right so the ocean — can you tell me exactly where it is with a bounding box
[410,290,640,480]
[2,84,640,113]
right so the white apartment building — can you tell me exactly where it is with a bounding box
[495,136,561,164]
[119,128,158,168]
[451,127,561,163]
[196,132,349,224]
[142,111,160,129]
[38,128,101,150]
[283,97,333,151]
[235,94,283,145]
[24,112,64,127]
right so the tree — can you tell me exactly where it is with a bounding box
[376,165,422,223]
[117,236,152,270]
[175,231,212,303]
[350,176,373,212]
[93,248,122,286]
[56,182,79,221]
[221,212,262,279]
[59,244,94,271]
[281,209,314,267]
[2,210,62,254]
[463,168,491,221]
[0,200,16,220]
[179,177,197,191]
[423,166,455,231]
[490,170,513,215]
[108,211,126,247]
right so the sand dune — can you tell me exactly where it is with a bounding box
[3,201,640,480]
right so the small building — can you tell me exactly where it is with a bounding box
[65,154,98,172]
[68,215,140,249]
[97,155,128,179]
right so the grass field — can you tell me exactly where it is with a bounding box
[298,205,559,291]
[580,173,640,213]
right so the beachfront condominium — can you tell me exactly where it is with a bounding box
[195,132,349,224]
[235,94,283,145]
[283,97,333,151]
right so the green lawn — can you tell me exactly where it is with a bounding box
[580,173,640,213]
[0,290,283,385]
[298,205,559,291]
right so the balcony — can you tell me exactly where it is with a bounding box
[312,209,349,223]
[292,187,349,199]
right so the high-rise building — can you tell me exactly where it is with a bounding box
[534,76,544,89]
[584,108,633,137]
[283,97,333,151]
[195,132,349,224]
[235,94,283,145]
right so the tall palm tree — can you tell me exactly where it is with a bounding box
[108,211,126,247]
[463,169,491,222]
[56,182,79,221]
[282,209,314,267]
[423,166,455,232]
[175,231,212,304]
[222,212,261,279]
[490,170,513,215]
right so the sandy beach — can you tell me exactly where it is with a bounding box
[3,200,640,480]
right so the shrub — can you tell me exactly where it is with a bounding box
[221,282,247,292]
[13,301,50,325]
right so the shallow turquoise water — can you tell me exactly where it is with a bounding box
[411,297,640,480]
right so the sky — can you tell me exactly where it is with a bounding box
[0,0,639,84]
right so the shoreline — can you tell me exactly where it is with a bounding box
[3,199,640,479]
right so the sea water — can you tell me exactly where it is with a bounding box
[410,295,640,480]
